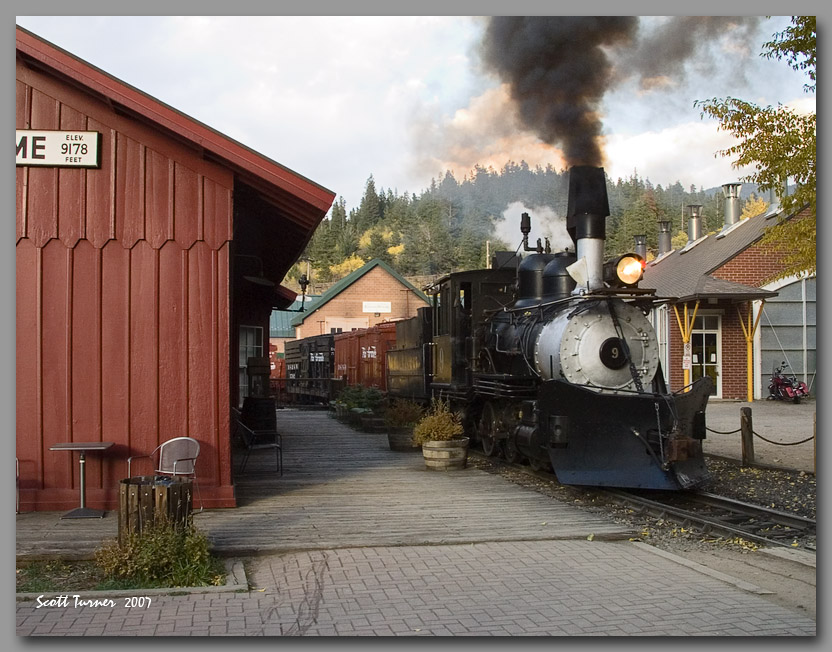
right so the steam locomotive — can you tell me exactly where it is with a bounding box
[386,166,713,490]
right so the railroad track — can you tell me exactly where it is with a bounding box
[599,489,817,551]
[468,450,816,551]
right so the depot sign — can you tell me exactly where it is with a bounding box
[16,130,101,168]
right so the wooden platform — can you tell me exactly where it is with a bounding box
[16,410,633,561]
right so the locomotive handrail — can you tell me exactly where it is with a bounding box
[498,287,660,314]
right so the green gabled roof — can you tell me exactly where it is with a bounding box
[270,296,321,337]
[290,259,430,327]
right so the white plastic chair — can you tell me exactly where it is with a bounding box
[127,437,202,510]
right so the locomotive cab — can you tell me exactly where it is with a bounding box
[425,268,516,399]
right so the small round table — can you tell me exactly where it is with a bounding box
[49,441,114,518]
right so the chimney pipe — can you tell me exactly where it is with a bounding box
[633,235,647,260]
[657,219,671,255]
[687,204,703,243]
[566,166,609,291]
[768,177,788,214]
[721,183,742,229]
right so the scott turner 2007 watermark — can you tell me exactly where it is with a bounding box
[35,595,153,609]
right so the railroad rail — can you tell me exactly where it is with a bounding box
[469,450,816,552]
[600,489,816,551]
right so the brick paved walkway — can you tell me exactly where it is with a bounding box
[16,540,815,636]
[16,408,816,637]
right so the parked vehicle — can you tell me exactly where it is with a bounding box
[768,361,809,403]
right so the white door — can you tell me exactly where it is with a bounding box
[690,314,721,397]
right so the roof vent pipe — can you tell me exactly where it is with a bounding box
[633,235,647,260]
[721,183,742,229]
[768,177,788,214]
[657,220,671,255]
[687,204,703,243]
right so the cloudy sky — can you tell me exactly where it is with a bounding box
[15,13,815,212]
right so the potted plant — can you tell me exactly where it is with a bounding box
[333,386,385,428]
[384,399,424,451]
[412,398,468,470]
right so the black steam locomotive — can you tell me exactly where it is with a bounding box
[387,166,712,490]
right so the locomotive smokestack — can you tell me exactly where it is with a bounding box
[566,166,609,291]
[721,183,742,230]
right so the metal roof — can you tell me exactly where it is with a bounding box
[641,209,785,303]
[270,296,321,337]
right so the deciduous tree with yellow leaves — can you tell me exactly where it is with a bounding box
[696,16,815,281]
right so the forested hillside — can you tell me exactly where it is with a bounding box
[292,162,768,288]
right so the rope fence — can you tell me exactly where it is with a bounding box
[704,406,816,472]
[705,426,814,446]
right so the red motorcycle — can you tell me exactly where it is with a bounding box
[768,361,809,403]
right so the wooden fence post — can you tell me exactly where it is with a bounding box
[740,407,754,467]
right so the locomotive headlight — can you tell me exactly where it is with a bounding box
[604,254,645,287]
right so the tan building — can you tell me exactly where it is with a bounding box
[290,259,430,338]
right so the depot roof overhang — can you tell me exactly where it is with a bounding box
[16,26,335,286]
[659,276,778,305]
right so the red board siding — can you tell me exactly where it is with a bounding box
[15,240,40,496]
[85,118,116,248]
[100,242,131,467]
[115,133,146,248]
[16,62,237,511]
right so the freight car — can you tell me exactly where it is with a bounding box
[387,166,712,490]
[334,322,398,392]
[284,333,341,404]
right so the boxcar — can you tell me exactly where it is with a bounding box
[284,334,337,403]
[334,322,398,391]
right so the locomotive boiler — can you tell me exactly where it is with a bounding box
[387,165,712,490]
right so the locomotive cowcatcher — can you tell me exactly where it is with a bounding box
[387,166,712,490]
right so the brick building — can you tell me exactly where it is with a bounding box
[289,259,430,338]
[642,193,815,400]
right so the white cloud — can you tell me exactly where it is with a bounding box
[16,15,814,211]
[605,122,753,189]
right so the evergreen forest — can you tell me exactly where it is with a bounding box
[293,162,770,288]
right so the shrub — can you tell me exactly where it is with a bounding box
[94,516,225,588]
[336,385,384,411]
[383,399,424,428]
[412,398,464,445]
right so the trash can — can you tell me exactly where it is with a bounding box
[118,475,193,543]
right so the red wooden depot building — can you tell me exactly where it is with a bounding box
[16,27,335,511]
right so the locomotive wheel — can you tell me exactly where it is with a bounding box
[502,435,524,465]
[478,402,500,457]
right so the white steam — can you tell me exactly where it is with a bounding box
[496,202,574,255]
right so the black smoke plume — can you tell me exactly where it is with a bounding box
[481,17,637,167]
[481,16,763,168]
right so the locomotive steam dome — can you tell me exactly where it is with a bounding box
[533,301,660,392]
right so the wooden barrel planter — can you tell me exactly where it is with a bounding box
[118,475,193,543]
[387,427,420,452]
[422,438,469,470]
